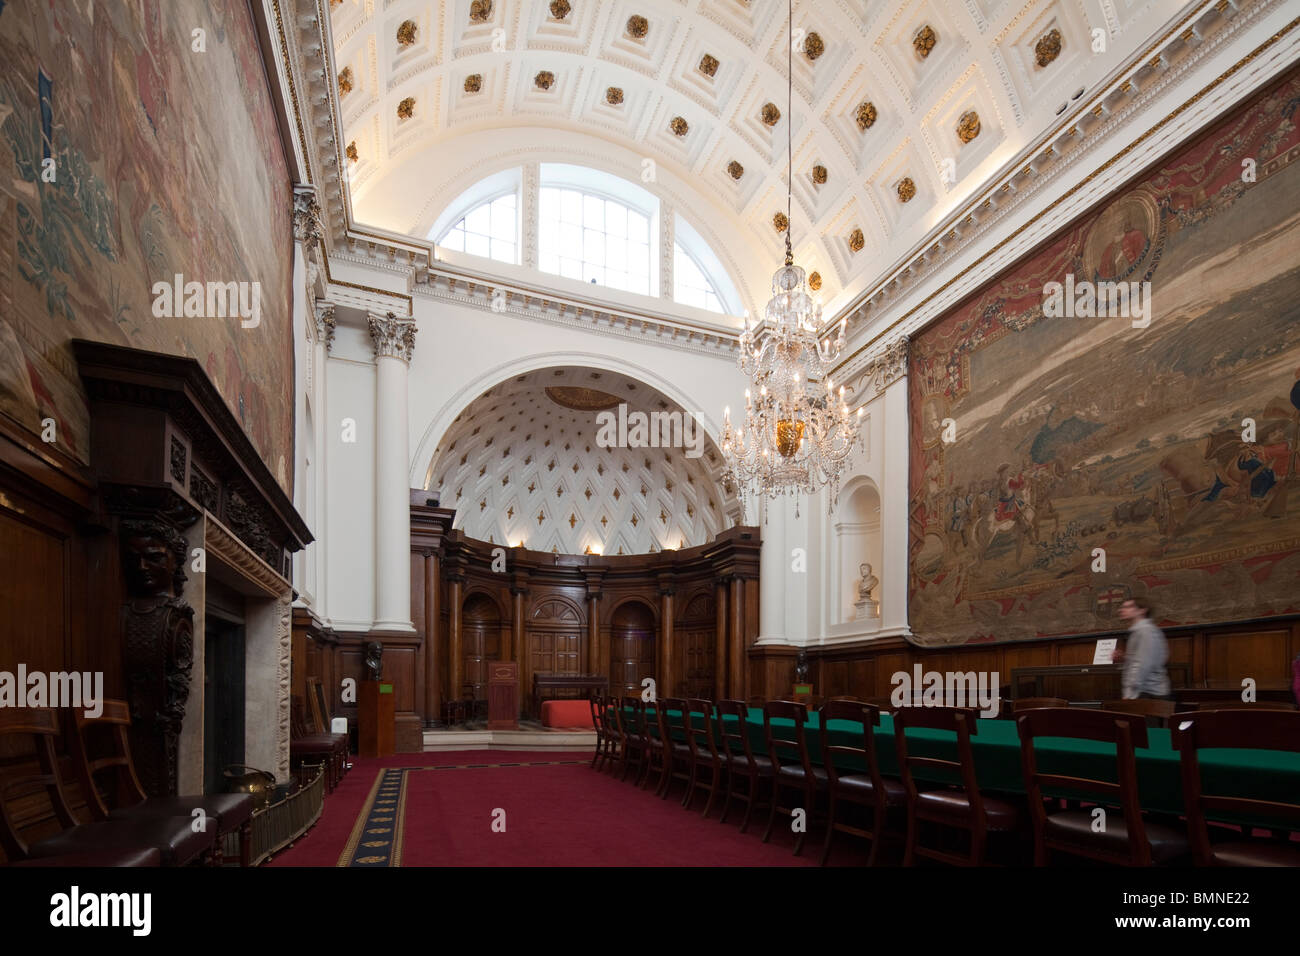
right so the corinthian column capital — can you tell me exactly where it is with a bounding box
[368,311,417,363]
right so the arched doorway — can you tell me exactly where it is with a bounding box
[462,593,503,702]
[609,600,656,697]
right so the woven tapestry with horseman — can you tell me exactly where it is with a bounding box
[906,71,1300,645]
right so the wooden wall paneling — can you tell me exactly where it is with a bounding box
[1203,626,1294,687]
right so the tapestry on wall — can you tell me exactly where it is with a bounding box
[0,0,293,490]
[908,72,1300,645]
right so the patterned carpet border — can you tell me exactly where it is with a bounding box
[336,760,587,867]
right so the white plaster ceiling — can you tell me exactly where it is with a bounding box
[426,367,740,554]
[328,0,1191,322]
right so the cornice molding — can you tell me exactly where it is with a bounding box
[204,513,292,598]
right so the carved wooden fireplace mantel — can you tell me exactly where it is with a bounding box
[74,341,312,794]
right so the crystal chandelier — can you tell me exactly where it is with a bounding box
[720,0,864,516]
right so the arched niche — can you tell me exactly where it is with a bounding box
[833,477,883,627]
[609,598,656,698]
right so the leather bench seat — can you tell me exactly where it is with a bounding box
[8,847,161,867]
[29,817,214,866]
[108,792,254,832]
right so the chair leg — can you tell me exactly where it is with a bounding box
[793,782,814,856]
[867,802,885,867]
[820,791,838,866]
[719,766,736,825]
[739,774,759,834]
[702,764,721,819]
[762,782,782,844]
[903,806,918,867]
[680,760,696,808]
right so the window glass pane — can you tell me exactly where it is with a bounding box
[539,251,559,274]
[606,238,627,272]
[628,242,649,274]
[560,189,582,224]
[583,194,604,230]
[465,232,490,258]
[540,187,559,221]
[627,211,648,242]
[583,228,605,266]
[582,262,604,285]
[465,203,491,235]
[560,257,582,280]
[494,240,516,264]
[560,221,582,252]
[605,201,626,238]
[442,225,465,252]
[490,197,515,241]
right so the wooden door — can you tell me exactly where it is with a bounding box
[609,601,656,697]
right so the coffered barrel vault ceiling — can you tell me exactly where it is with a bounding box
[328,0,1190,318]
[424,367,741,555]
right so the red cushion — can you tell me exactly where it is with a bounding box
[541,700,595,729]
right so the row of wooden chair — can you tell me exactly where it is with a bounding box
[1003,695,1297,727]
[0,702,255,867]
[590,695,1300,866]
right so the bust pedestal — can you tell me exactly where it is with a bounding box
[854,598,879,621]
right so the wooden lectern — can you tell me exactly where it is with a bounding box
[358,680,395,757]
[792,682,815,711]
[488,662,519,731]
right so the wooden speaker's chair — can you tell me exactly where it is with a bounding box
[682,699,724,817]
[588,694,618,771]
[1017,707,1188,866]
[71,700,255,866]
[762,700,827,856]
[0,708,216,867]
[715,699,773,832]
[818,700,905,866]
[1101,698,1175,729]
[893,705,1020,866]
[1172,709,1300,866]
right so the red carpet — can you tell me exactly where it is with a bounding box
[269,751,862,866]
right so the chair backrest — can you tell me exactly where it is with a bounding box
[892,706,982,812]
[1016,707,1152,864]
[618,696,646,742]
[1172,709,1300,863]
[715,699,756,766]
[1013,697,1068,712]
[819,699,885,790]
[1181,700,1297,712]
[588,693,605,736]
[684,699,718,760]
[1101,698,1174,727]
[657,698,688,747]
[71,699,148,821]
[763,700,811,777]
[0,708,80,860]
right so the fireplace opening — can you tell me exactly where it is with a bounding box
[204,596,246,795]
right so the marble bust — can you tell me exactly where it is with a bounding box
[854,563,880,620]
[857,563,878,602]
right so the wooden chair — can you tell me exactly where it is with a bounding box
[1101,698,1175,728]
[1013,697,1068,711]
[683,699,724,817]
[290,697,341,791]
[654,698,694,801]
[893,705,1020,866]
[1016,707,1188,866]
[1178,700,1297,712]
[0,708,216,867]
[1171,709,1300,866]
[307,676,351,775]
[71,700,256,867]
[762,700,827,856]
[1175,687,1297,710]
[615,697,648,784]
[715,699,772,833]
[819,699,905,866]
[588,694,616,771]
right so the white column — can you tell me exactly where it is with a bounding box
[312,302,334,622]
[369,312,418,633]
[757,496,787,643]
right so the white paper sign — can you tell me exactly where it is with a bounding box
[1093,638,1117,665]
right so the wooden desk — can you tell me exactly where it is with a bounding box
[1009,663,1191,701]
[532,674,607,718]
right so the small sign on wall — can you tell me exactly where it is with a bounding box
[1093,639,1117,665]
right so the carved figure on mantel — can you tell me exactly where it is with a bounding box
[854,562,880,620]
[121,519,195,798]
[363,641,384,681]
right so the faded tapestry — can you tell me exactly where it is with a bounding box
[908,72,1300,645]
[0,0,293,490]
